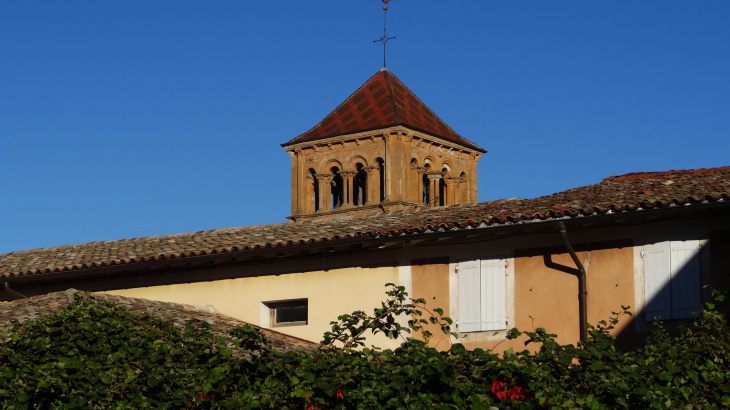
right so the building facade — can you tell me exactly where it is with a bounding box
[2,70,729,353]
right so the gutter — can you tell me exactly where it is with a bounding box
[3,282,28,300]
[558,223,588,343]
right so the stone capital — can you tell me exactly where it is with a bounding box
[426,171,444,181]
[315,174,335,183]
[363,166,379,176]
[338,171,357,179]
[444,176,459,186]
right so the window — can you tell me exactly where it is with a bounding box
[643,240,702,321]
[265,299,308,327]
[457,257,507,332]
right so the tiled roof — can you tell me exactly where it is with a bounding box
[282,69,485,152]
[1,166,728,279]
[0,289,316,353]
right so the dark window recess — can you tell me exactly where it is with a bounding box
[276,305,307,324]
[268,300,308,327]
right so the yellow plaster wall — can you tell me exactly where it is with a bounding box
[106,266,400,349]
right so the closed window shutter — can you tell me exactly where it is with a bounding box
[644,241,672,321]
[480,258,507,331]
[458,260,481,332]
[670,240,702,319]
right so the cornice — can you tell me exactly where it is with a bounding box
[283,126,485,158]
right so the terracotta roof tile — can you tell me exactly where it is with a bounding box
[282,69,485,152]
[1,166,728,278]
[0,289,316,353]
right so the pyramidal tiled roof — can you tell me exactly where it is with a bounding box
[282,69,485,152]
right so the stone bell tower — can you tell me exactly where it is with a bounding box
[282,69,486,221]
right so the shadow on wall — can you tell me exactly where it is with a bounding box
[534,235,714,351]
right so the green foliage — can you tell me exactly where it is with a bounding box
[1,286,729,409]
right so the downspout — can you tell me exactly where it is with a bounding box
[558,223,588,343]
[3,282,28,300]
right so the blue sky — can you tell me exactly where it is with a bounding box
[1,1,728,254]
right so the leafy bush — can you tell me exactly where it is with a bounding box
[1,285,728,409]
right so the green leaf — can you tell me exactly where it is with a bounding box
[294,389,315,398]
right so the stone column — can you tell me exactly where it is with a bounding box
[364,166,379,205]
[315,174,334,212]
[338,171,356,209]
[427,172,443,207]
[444,177,459,206]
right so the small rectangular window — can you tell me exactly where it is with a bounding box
[266,299,308,327]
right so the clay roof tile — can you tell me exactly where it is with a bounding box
[282,69,484,152]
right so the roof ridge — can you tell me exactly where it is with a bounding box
[384,71,484,152]
[383,70,402,123]
[602,165,730,183]
[281,70,388,147]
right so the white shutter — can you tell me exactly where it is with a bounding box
[458,260,481,332]
[480,258,507,331]
[644,242,672,321]
[670,240,702,319]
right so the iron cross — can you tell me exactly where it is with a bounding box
[373,0,396,68]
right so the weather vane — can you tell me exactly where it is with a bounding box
[373,0,396,68]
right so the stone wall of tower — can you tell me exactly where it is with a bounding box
[285,126,483,220]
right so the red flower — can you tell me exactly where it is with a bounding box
[505,386,529,401]
[496,391,507,400]
[491,380,504,395]
[336,389,344,400]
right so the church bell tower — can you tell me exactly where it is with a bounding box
[282,69,485,221]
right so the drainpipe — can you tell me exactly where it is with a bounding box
[558,223,588,343]
[3,282,28,300]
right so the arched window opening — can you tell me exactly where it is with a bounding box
[439,178,447,206]
[353,163,367,206]
[309,168,319,213]
[422,163,431,206]
[439,167,449,206]
[376,158,385,202]
[330,166,344,210]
